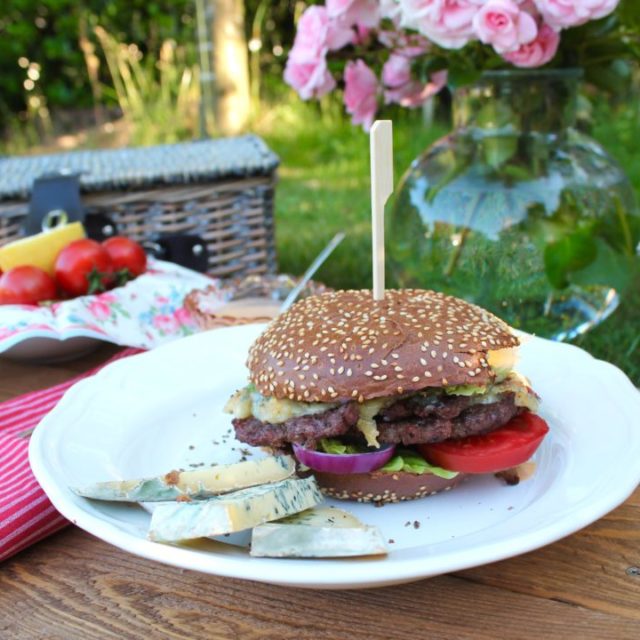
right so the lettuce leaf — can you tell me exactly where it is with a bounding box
[319,438,364,455]
[380,449,458,479]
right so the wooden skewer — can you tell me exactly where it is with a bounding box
[370,120,393,301]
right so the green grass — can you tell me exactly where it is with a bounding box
[259,100,446,287]
[260,99,640,386]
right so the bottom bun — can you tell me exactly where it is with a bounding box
[313,470,467,505]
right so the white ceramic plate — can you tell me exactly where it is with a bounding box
[30,324,640,589]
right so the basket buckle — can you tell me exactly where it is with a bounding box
[26,171,117,240]
[144,234,210,273]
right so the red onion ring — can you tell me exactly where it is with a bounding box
[292,443,396,475]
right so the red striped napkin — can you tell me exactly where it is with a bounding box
[0,348,142,562]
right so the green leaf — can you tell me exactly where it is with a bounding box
[500,164,534,181]
[380,456,403,473]
[570,239,635,293]
[422,56,448,74]
[447,64,482,89]
[585,62,633,94]
[481,137,518,170]
[381,450,458,479]
[544,231,598,289]
[318,438,363,455]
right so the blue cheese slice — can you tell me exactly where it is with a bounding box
[72,456,295,502]
[148,477,323,543]
[250,506,388,558]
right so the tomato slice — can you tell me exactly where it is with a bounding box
[418,412,549,474]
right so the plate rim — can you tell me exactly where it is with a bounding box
[29,324,640,589]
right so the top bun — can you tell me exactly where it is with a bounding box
[247,289,518,403]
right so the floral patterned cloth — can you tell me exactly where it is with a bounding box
[0,259,227,354]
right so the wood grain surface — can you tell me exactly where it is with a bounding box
[1,349,639,640]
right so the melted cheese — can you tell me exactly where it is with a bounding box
[225,367,538,448]
[355,399,388,447]
[487,347,518,381]
[225,387,337,424]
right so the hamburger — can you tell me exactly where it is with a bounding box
[225,289,547,504]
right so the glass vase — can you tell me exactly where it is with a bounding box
[388,69,640,340]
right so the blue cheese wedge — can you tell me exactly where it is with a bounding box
[250,506,388,558]
[148,477,323,543]
[72,456,295,502]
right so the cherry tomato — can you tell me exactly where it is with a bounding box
[55,239,113,296]
[419,412,549,474]
[0,266,57,305]
[102,236,147,282]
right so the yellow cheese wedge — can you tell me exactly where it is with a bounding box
[0,222,86,275]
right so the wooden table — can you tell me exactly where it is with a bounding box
[1,347,639,640]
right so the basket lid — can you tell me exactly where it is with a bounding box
[0,135,279,201]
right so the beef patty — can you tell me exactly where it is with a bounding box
[376,394,520,445]
[233,392,521,449]
[233,402,360,448]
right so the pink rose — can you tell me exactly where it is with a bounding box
[289,6,353,63]
[284,57,336,100]
[399,0,479,49]
[152,313,179,334]
[380,0,403,24]
[343,60,379,131]
[378,30,431,57]
[382,53,412,89]
[533,0,619,30]
[327,0,381,29]
[503,22,560,67]
[285,6,353,100]
[384,57,447,107]
[86,299,112,321]
[473,0,538,53]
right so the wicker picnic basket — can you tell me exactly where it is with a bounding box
[0,135,279,278]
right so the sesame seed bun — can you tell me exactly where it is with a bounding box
[313,469,467,504]
[247,289,518,403]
